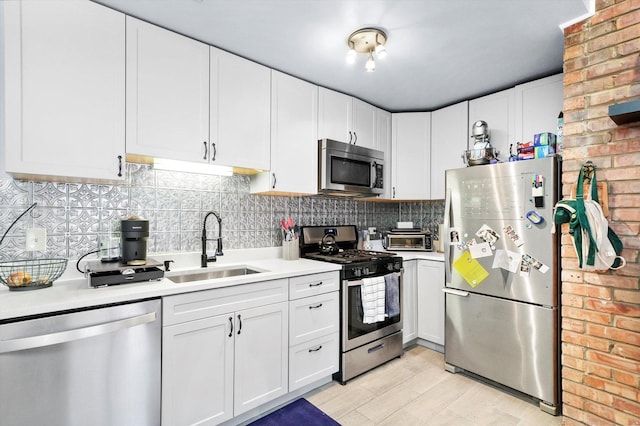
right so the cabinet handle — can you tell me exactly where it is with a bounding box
[117,155,123,177]
[203,141,208,160]
[228,316,233,337]
[393,187,396,198]
[353,132,357,144]
[308,345,323,353]
[212,142,217,161]
[237,314,242,335]
[272,173,277,189]
[309,303,323,310]
[348,131,353,144]
[309,281,323,287]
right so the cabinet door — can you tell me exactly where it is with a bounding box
[210,47,270,170]
[417,260,445,345]
[4,0,125,182]
[514,74,563,144]
[402,260,418,344]
[375,108,393,199]
[391,112,431,199]
[162,315,234,426]
[318,88,352,143]
[251,71,318,194]
[352,98,377,148]
[430,101,468,199]
[126,17,209,162]
[469,88,516,162]
[234,302,288,415]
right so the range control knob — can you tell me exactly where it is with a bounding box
[363,267,370,276]
[353,268,362,277]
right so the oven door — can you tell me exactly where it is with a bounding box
[342,271,403,351]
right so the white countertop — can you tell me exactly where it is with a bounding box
[394,251,444,262]
[0,248,341,320]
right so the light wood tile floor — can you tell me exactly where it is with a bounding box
[305,345,563,425]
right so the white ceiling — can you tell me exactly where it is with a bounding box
[93,0,590,112]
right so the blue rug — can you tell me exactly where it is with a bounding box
[248,398,340,425]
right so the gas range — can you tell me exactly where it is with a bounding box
[300,225,402,279]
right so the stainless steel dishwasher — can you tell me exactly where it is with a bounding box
[0,299,161,426]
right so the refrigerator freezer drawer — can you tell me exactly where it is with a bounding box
[444,291,558,405]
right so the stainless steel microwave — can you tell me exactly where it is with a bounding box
[318,139,384,197]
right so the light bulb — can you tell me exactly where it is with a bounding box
[375,44,387,59]
[365,52,375,72]
[346,48,356,64]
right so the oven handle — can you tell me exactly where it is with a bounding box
[345,269,403,287]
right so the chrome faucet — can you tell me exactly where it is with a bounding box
[201,211,223,267]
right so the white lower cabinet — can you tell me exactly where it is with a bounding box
[401,260,418,345]
[162,279,289,426]
[417,260,445,346]
[288,272,340,391]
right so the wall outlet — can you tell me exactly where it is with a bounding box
[26,228,47,251]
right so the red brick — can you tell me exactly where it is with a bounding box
[563,403,587,424]
[566,56,590,73]
[564,354,586,371]
[585,400,621,424]
[564,306,612,325]
[591,0,640,25]
[609,180,640,194]
[614,289,640,305]
[610,221,640,236]
[587,351,640,374]
[566,43,587,61]
[564,317,587,332]
[609,194,640,208]
[562,269,586,283]
[617,37,640,55]
[564,365,587,383]
[613,68,640,86]
[583,411,617,426]
[600,166,640,181]
[564,293,586,308]
[588,46,620,68]
[566,69,587,85]
[563,330,612,351]
[564,282,612,299]
[614,126,640,140]
[587,323,640,346]
[615,317,640,333]
[585,360,613,379]
[617,7,640,29]
[613,369,640,388]
[612,397,640,424]
[584,375,640,401]
[589,86,636,105]
[563,390,586,408]
[613,208,640,222]
[565,95,587,110]
[588,24,640,52]
[564,342,588,358]
[612,342,640,361]
[584,298,640,316]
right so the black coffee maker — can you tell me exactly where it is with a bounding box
[121,218,149,265]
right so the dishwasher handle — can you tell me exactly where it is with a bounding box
[0,311,157,354]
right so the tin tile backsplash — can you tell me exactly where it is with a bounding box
[0,164,444,261]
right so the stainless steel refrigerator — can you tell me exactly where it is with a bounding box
[443,157,561,415]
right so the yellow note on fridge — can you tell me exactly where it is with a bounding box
[452,251,490,288]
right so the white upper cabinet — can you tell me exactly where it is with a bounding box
[430,101,468,199]
[251,71,318,195]
[375,108,393,199]
[3,0,126,182]
[391,112,431,199]
[515,73,564,144]
[318,88,377,148]
[469,88,516,161]
[126,17,210,163]
[210,47,271,171]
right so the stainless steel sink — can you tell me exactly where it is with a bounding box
[168,267,263,284]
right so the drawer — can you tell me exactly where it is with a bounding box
[289,292,339,346]
[289,333,339,391]
[289,271,340,300]
[163,279,288,325]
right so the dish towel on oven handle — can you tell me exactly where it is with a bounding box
[384,272,400,318]
[361,276,386,324]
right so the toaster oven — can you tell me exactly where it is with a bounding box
[384,230,433,251]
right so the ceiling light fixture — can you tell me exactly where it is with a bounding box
[345,27,387,72]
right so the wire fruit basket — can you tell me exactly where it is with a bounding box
[0,258,68,291]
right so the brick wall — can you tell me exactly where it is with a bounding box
[561,1,640,425]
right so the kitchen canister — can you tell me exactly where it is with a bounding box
[282,239,300,260]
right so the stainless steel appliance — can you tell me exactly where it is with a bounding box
[318,139,384,197]
[384,229,433,251]
[443,157,561,415]
[300,225,403,384]
[0,299,161,425]
[84,258,164,287]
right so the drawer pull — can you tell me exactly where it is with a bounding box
[308,345,323,353]
[237,314,242,335]
[228,316,233,337]
[309,281,323,287]
[309,303,323,310]
[368,343,385,353]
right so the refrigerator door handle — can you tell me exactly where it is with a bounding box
[442,288,469,297]
[443,187,453,284]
